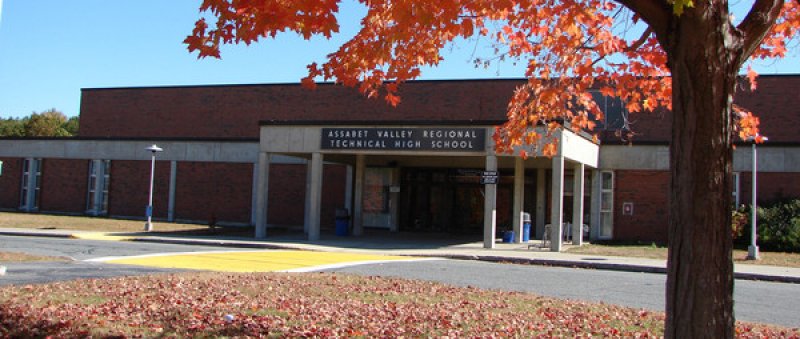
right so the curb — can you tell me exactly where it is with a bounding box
[429,254,800,284]
[0,230,73,239]
[128,236,293,250]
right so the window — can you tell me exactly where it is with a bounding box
[599,171,614,239]
[590,91,630,131]
[732,172,740,208]
[363,167,394,228]
[86,160,111,215]
[19,158,42,211]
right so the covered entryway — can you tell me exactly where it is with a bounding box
[254,121,598,252]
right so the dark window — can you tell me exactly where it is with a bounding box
[590,91,629,131]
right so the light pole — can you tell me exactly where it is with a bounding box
[144,144,163,232]
[747,136,766,260]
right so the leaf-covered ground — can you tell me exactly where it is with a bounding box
[1,273,797,338]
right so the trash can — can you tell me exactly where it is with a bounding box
[522,212,532,242]
[502,230,515,243]
[335,208,349,236]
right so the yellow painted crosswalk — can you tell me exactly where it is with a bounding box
[70,232,136,241]
[92,250,425,272]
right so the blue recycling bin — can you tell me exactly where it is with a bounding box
[335,218,349,236]
[335,208,349,236]
[522,212,532,242]
[502,230,515,243]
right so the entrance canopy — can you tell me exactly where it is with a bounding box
[255,120,599,251]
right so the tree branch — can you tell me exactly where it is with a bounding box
[626,27,654,52]
[737,0,786,66]
[614,0,672,47]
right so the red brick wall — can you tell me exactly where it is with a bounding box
[175,162,253,224]
[0,158,22,209]
[613,170,670,243]
[266,164,306,226]
[591,75,800,144]
[321,164,347,229]
[78,76,800,144]
[611,170,800,243]
[108,160,170,219]
[265,163,347,228]
[39,159,88,214]
[734,76,800,143]
[738,172,800,206]
[78,81,518,138]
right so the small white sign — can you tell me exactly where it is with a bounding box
[623,202,634,216]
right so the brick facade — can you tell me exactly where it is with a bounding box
[0,157,22,210]
[78,76,800,145]
[738,172,800,206]
[78,81,517,138]
[734,76,800,143]
[108,160,171,219]
[39,159,88,214]
[174,162,253,224]
[612,170,670,243]
[266,163,347,228]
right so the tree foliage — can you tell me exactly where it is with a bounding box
[185,0,799,337]
[0,109,78,137]
[0,118,25,137]
[186,0,797,154]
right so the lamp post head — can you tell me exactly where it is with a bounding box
[145,144,164,153]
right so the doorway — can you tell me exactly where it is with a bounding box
[399,168,513,236]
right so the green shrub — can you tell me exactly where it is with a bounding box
[755,199,800,252]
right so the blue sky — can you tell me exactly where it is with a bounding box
[0,1,798,119]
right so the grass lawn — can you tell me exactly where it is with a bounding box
[566,243,800,268]
[0,211,221,234]
[0,272,795,337]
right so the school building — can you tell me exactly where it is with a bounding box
[1,75,799,250]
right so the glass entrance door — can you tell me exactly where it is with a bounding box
[399,168,512,236]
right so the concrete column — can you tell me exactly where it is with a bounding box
[306,152,324,241]
[550,156,565,251]
[254,152,270,238]
[353,154,365,236]
[250,162,259,225]
[168,160,177,222]
[345,165,353,216]
[512,157,525,243]
[483,155,498,249]
[304,159,312,235]
[536,168,546,239]
[572,163,585,246]
[590,169,601,241]
[390,167,400,232]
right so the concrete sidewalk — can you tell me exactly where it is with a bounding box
[2,227,799,283]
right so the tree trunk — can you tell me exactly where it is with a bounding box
[664,4,741,338]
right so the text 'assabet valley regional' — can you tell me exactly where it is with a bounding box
[321,127,486,151]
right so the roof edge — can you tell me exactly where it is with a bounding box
[259,119,508,126]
